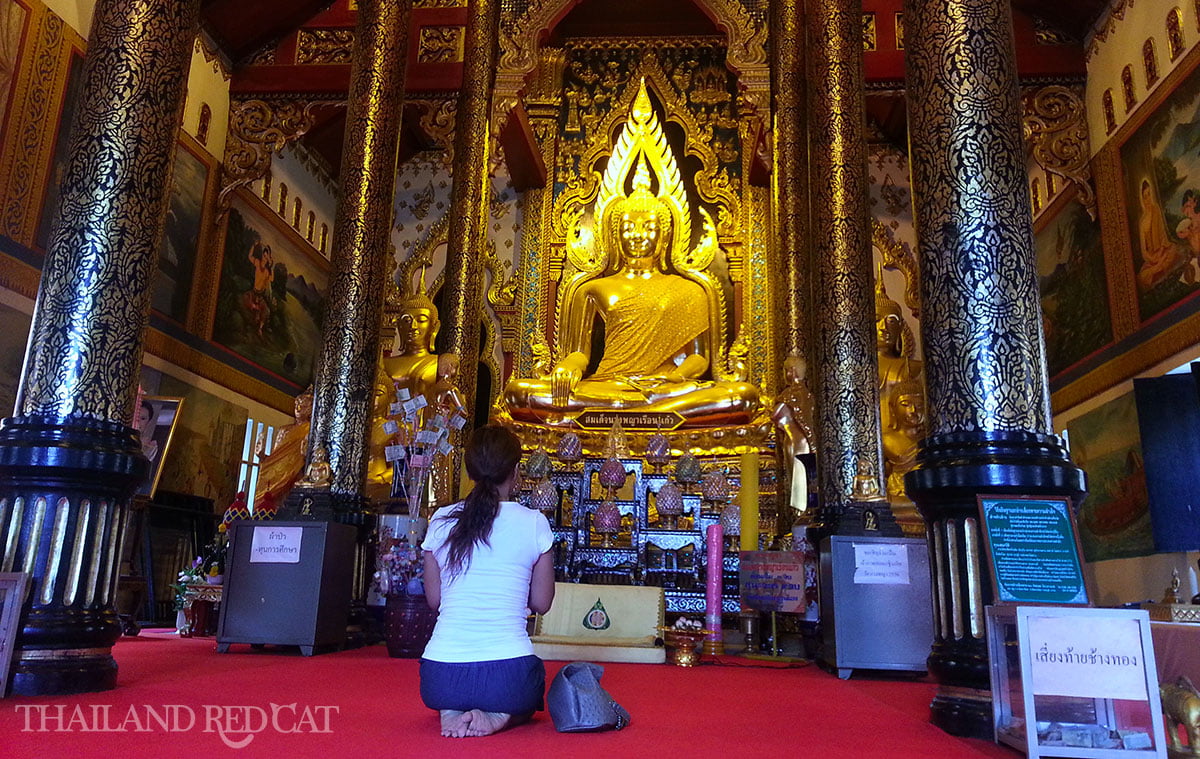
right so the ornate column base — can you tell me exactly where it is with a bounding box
[808,497,904,547]
[907,430,1086,738]
[0,415,147,696]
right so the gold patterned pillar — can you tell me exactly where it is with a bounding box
[903,0,1086,738]
[440,0,498,422]
[306,0,411,500]
[771,0,810,363]
[0,0,200,695]
[807,0,899,538]
[515,48,565,379]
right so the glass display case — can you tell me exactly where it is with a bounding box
[986,605,1165,758]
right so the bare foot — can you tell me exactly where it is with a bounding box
[440,710,471,738]
[463,710,513,737]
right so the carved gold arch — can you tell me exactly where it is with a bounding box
[551,62,740,243]
[494,0,769,129]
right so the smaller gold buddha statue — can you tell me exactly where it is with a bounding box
[850,457,886,502]
[254,386,313,510]
[882,376,926,501]
[295,444,332,489]
[876,274,923,434]
[772,354,815,517]
[366,267,464,497]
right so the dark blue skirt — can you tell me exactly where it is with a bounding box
[419,655,546,715]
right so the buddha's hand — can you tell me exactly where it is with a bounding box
[550,352,587,407]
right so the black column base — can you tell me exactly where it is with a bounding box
[0,414,148,696]
[808,495,904,547]
[907,429,1086,739]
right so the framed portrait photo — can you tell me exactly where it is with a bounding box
[0,572,30,698]
[135,396,184,498]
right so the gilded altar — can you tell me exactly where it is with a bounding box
[495,41,780,459]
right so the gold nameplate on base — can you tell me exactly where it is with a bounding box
[574,410,685,431]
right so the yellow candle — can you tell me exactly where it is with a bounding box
[739,451,760,551]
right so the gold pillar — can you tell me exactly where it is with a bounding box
[441,0,499,420]
[771,0,810,363]
[307,0,411,498]
[807,0,895,536]
[515,48,565,379]
[1,0,200,695]
[903,0,1085,738]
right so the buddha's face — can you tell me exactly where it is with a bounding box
[295,392,313,421]
[619,207,662,264]
[397,307,437,354]
[876,312,902,353]
[893,392,926,429]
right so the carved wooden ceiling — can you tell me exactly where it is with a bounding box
[202,0,1105,170]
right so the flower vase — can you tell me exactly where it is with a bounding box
[405,466,430,518]
[384,593,438,658]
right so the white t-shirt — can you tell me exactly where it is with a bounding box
[421,500,554,663]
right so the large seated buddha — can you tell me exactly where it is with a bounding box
[503,80,761,428]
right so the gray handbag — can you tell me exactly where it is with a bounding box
[546,661,631,732]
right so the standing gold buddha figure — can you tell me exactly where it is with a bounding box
[502,80,761,427]
[365,268,465,498]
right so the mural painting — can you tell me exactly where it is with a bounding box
[1065,392,1155,562]
[1035,194,1113,377]
[212,191,327,388]
[1121,59,1200,321]
[151,139,212,323]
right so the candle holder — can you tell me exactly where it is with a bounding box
[657,625,718,667]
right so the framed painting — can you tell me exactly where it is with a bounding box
[151,132,216,325]
[211,189,328,389]
[155,376,248,511]
[134,396,183,498]
[1119,53,1200,322]
[0,571,29,698]
[1034,188,1113,379]
[1064,391,1154,563]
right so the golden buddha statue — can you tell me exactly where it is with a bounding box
[882,376,926,501]
[876,274,923,434]
[365,268,465,498]
[502,79,761,427]
[772,354,815,516]
[295,444,332,489]
[253,386,313,511]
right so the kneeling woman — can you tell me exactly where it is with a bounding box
[420,424,556,738]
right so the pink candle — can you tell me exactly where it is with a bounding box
[706,524,723,649]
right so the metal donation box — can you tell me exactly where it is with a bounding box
[819,535,933,678]
[217,520,356,656]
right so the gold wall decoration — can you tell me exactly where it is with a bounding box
[905,0,1051,436]
[413,97,457,166]
[297,28,355,65]
[416,0,466,5]
[20,0,201,421]
[872,219,921,317]
[195,34,232,81]
[418,25,465,63]
[863,12,877,51]
[1023,85,1096,221]
[0,6,68,247]
[895,12,905,49]
[219,98,326,208]
[307,0,411,496]
[494,0,769,137]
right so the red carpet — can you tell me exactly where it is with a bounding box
[1,631,1019,758]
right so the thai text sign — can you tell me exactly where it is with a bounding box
[1027,614,1147,701]
[250,526,302,564]
[978,496,1088,605]
[739,551,805,613]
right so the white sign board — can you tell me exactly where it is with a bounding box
[250,526,302,563]
[852,542,910,585]
[1028,615,1148,701]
